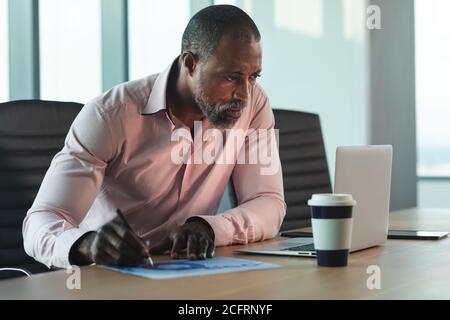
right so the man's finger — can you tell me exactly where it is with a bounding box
[122,230,148,256]
[171,234,187,259]
[186,234,199,260]
[206,240,215,259]
[94,245,117,266]
[110,220,148,256]
[197,236,208,260]
[93,250,110,266]
[95,244,142,267]
[102,225,146,262]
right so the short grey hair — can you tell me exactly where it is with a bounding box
[181,5,261,60]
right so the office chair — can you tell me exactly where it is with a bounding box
[0,100,83,280]
[218,109,331,231]
[274,109,331,230]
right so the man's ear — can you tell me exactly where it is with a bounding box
[182,52,198,77]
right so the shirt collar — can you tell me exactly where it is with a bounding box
[142,57,178,116]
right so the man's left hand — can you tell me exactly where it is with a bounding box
[149,218,215,260]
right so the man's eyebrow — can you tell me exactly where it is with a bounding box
[222,70,262,76]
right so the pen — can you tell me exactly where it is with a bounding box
[115,209,154,268]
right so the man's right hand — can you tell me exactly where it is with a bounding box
[68,217,149,267]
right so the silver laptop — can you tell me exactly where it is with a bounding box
[236,145,393,257]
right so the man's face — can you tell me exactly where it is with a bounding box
[192,32,262,129]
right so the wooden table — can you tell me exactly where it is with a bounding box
[1,208,450,300]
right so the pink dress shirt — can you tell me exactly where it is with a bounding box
[22,59,286,268]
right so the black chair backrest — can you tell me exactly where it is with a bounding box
[0,100,83,280]
[274,109,332,231]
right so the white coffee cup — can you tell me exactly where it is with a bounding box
[307,194,356,267]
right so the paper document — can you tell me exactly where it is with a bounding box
[101,257,279,280]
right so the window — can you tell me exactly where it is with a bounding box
[214,0,253,15]
[415,0,450,177]
[274,0,324,38]
[128,0,191,80]
[0,0,8,103]
[39,0,102,103]
[214,0,238,5]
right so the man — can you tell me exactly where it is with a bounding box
[23,5,286,268]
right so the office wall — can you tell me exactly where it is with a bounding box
[369,0,417,210]
[0,0,8,102]
[246,0,369,184]
[8,0,40,100]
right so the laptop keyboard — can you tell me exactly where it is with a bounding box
[281,243,315,252]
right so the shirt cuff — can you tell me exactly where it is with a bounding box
[52,228,91,268]
[189,215,232,247]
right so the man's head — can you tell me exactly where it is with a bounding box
[181,5,262,129]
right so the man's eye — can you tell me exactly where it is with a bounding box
[250,74,261,81]
[225,76,238,82]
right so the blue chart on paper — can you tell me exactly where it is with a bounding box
[101,257,279,280]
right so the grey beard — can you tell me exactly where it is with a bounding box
[194,89,246,129]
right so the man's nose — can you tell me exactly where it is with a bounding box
[233,80,250,102]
